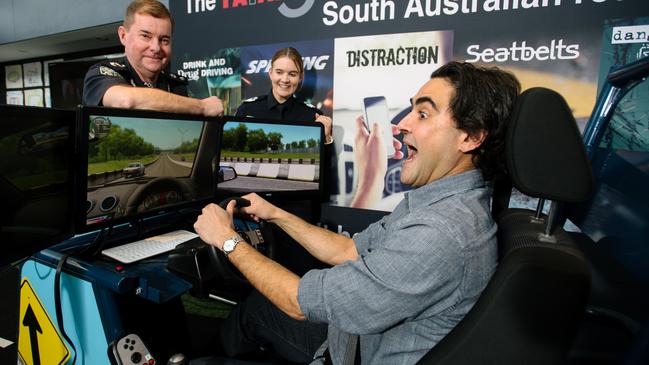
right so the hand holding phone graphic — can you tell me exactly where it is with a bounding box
[362,96,395,159]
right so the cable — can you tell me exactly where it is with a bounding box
[51,227,112,362]
[54,251,77,364]
[76,226,110,259]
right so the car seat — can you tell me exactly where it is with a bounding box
[417,87,595,364]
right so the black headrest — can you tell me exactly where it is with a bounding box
[506,88,594,203]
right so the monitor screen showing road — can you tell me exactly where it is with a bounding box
[218,119,323,197]
[82,110,218,229]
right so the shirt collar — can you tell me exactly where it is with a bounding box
[123,56,160,88]
[266,91,295,110]
[405,169,485,210]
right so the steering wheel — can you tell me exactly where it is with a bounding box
[124,176,190,216]
[206,197,276,289]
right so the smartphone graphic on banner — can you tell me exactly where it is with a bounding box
[362,96,394,158]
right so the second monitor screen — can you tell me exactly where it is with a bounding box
[218,120,323,196]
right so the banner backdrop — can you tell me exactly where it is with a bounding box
[331,30,453,209]
[597,16,649,152]
[170,0,648,211]
[239,40,334,110]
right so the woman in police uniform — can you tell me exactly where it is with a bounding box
[236,47,333,144]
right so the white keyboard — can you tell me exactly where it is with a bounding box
[102,229,199,264]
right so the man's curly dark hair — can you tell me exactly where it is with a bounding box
[431,62,520,180]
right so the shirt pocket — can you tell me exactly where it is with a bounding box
[361,218,390,254]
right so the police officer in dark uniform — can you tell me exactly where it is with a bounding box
[83,56,188,105]
[82,0,223,116]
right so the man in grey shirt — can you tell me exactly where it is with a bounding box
[193,61,521,364]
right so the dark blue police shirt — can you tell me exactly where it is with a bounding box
[82,56,188,106]
[235,92,322,121]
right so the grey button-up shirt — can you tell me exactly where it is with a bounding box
[298,169,497,364]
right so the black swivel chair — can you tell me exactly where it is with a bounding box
[417,87,595,364]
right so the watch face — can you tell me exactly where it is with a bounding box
[223,236,241,254]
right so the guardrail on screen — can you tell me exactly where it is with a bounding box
[220,157,320,182]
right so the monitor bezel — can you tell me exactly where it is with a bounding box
[74,105,222,233]
[217,115,326,202]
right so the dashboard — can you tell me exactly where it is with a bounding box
[86,176,194,226]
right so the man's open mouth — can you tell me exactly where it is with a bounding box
[405,142,417,161]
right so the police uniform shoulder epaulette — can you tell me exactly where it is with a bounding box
[303,101,318,109]
[299,99,323,114]
[242,95,265,103]
[104,60,128,70]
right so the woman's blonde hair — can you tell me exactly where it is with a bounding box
[271,47,304,77]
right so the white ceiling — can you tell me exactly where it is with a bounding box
[0,23,121,64]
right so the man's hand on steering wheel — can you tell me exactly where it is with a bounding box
[194,202,238,251]
[239,193,282,223]
[192,196,277,289]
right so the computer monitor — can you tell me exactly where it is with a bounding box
[0,105,76,267]
[217,116,325,200]
[75,106,221,233]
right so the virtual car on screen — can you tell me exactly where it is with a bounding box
[123,162,145,178]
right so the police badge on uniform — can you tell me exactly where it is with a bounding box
[99,66,123,78]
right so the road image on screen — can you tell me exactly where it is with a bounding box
[218,120,322,196]
[85,114,208,226]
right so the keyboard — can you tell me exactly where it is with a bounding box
[102,229,199,264]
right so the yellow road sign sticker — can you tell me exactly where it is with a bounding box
[18,278,71,365]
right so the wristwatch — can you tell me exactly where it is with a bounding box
[222,235,243,256]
